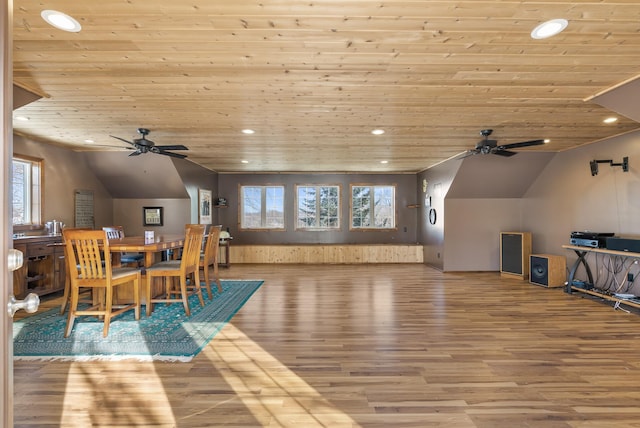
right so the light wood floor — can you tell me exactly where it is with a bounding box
[13,264,640,427]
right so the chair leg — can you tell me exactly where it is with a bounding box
[179,277,191,317]
[64,286,79,337]
[213,263,222,294]
[146,276,153,317]
[103,286,113,337]
[133,278,141,320]
[202,266,213,300]
[193,270,205,308]
[59,273,70,315]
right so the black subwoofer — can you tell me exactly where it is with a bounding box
[529,254,566,288]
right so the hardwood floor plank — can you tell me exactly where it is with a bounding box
[13,264,640,427]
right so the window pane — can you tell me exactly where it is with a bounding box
[296,185,339,230]
[12,160,29,225]
[351,186,371,228]
[265,186,284,228]
[374,186,394,228]
[351,185,394,229]
[241,185,285,229]
[319,186,339,228]
[241,186,262,228]
[12,157,41,226]
[297,186,316,228]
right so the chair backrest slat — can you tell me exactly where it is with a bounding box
[181,224,205,274]
[63,229,112,281]
[103,226,125,239]
[203,225,222,266]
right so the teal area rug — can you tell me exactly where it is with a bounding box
[13,280,263,362]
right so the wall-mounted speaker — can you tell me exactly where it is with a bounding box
[500,232,532,280]
[530,254,567,288]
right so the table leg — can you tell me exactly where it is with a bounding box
[566,250,594,293]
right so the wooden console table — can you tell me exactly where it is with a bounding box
[13,235,64,299]
[562,244,640,310]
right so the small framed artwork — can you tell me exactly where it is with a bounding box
[199,189,212,224]
[143,206,163,226]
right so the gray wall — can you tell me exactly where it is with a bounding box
[417,159,463,270]
[217,173,418,245]
[13,135,113,231]
[425,130,640,288]
[524,130,640,293]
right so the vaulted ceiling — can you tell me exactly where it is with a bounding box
[11,1,640,173]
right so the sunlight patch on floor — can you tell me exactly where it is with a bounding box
[200,324,358,428]
[61,361,176,427]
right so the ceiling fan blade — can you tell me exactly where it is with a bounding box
[89,144,134,150]
[499,139,546,150]
[109,135,137,147]
[493,149,517,157]
[155,145,188,151]
[128,151,142,157]
[157,150,187,159]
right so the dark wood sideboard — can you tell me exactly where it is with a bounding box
[13,235,65,299]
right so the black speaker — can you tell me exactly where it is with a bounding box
[530,254,566,288]
[500,232,532,279]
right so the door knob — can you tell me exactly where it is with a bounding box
[7,293,40,317]
[8,248,23,271]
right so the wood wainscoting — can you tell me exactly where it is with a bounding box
[230,244,423,264]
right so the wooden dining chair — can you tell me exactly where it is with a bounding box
[103,226,144,267]
[63,228,141,337]
[144,224,205,316]
[199,225,223,299]
[59,227,93,315]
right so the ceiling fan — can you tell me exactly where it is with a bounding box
[109,128,189,159]
[462,129,546,158]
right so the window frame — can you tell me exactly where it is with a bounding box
[12,154,44,231]
[349,183,396,231]
[295,184,341,231]
[239,184,286,230]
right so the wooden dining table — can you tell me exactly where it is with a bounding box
[109,234,185,268]
[108,234,185,304]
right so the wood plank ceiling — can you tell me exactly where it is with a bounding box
[11,1,640,173]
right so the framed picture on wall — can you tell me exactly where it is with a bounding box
[199,189,212,224]
[143,206,163,226]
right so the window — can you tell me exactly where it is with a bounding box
[12,155,43,228]
[351,184,395,229]
[296,185,340,230]
[240,185,285,229]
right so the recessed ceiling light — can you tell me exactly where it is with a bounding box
[380,160,388,164]
[41,10,82,33]
[15,116,29,121]
[242,129,255,134]
[544,139,551,143]
[241,160,249,164]
[531,19,568,40]
[371,129,385,135]
[84,139,94,143]
[603,117,618,124]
